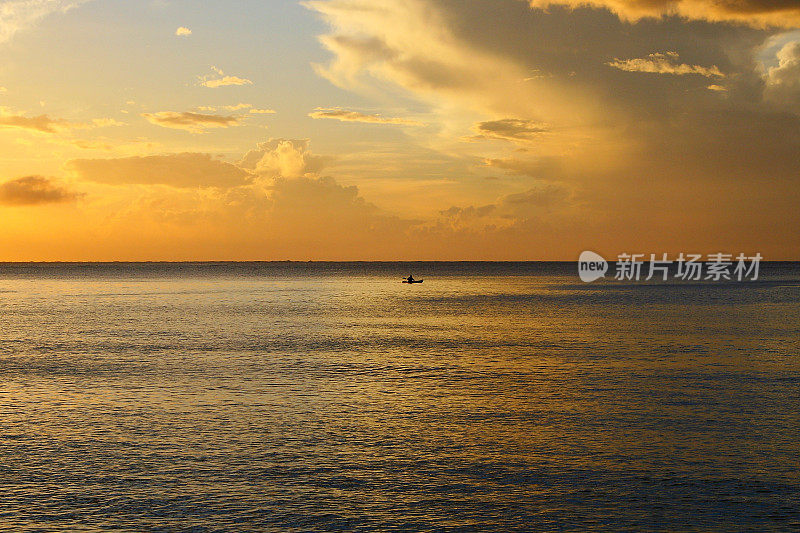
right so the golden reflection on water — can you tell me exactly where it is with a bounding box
[1,265,799,530]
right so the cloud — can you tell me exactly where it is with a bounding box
[175,26,191,36]
[438,181,572,231]
[471,118,549,142]
[301,0,800,260]
[764,41,800,114]
[198,67,253,88]
[0,175,81,205]
[141,111,241,132]
[526,0,800,28]
[0,112,69,133]
[195,103,275,114]
[67,153,252,188]
[239,138,334,179]
[222,103,251,111]
[308,107,423,125]
[607,52,724,77]
[0,109,126,134]
[69,140,414,260]
[90,117,126,127]
[483,156,564,179]
[0,0,90,45]
[303,0,548,119]
[201,76,253,88]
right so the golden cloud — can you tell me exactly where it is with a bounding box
[764,41,800,114]
[0,113,69,133]
[471,118,549,142]
[67,153,252,188]
[607,52,724,77]
[308,107,423,125]
[141,111,242,132]
[201,77,253,88]
[0,109,126,134]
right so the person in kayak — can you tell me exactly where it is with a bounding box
[406,274,415,283]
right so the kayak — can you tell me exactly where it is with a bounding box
[402,279,424,284]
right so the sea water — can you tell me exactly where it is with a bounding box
[1,262,798,531]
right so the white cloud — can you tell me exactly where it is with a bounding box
[175,26,191,36]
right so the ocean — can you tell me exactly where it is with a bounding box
[1,262,798,531]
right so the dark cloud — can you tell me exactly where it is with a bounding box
[527,0,800,27]
[0,176,81,206]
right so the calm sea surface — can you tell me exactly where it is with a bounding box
[1,262,798,532]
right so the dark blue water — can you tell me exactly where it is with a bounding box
[1,262,798,531]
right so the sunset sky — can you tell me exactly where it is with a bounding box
[1,0,798,260]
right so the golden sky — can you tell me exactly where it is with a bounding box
[0,0,798,260]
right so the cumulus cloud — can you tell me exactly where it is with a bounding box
[301,0,800,258]
[67,153,252,188]
[141,111,241,132]
[199,67,253,88]
[308,107,423,125]
[175,26,191,36]
[0,175,81,205]
[526,0,800,28]
[607,52,724,77]
[239,139,334,179]
[0,0,90,45]
[764,41,800,114]
[68,139,415,259]
[471,118,549,142]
